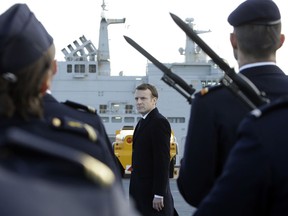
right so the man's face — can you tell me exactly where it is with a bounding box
[134,89,157,115]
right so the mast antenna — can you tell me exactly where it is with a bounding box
[101,0,107,11]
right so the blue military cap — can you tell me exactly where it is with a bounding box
[228,0,281,27]
[0,4,53,73]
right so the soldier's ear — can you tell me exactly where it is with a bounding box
[41,59,57,94]
[278,34,285,49]
[230,32,238,49]
[40,74,50,95]
[40,65,54,95]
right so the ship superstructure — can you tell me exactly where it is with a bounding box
[51,1,224,165]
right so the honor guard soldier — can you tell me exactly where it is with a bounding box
[0,128,139,215]
[0,3,139,215]
[177,0,288,207]
[193,97,288,215]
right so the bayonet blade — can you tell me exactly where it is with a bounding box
[170,12,269,108]
[123,35,195,96]
[170,12,230,72]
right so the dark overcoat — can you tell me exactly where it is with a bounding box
[129,108,175,216]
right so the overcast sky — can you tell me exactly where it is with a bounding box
[2,0,288,75]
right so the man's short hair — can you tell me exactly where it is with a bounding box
[136,83,158,98]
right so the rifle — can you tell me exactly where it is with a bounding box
[170,13,269,109]
[123,35,195,104]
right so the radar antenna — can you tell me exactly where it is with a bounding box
[101,0,107,11]
[101,0,108,18]
[179,17,211,63]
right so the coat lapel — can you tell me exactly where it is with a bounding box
[133,108,158,140]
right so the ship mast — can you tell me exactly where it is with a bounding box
[179,18,211,63]
[98,0,126,76]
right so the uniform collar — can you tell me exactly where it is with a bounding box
[239,62,276,72]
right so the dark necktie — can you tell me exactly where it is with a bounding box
[135,118,144,134]
[137,118,143,130]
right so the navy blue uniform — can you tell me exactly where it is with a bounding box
[0,127,140,216]
[0,115,115,172]
[193,96,288,216]
[43,93,122,180]
[177,65,288,207]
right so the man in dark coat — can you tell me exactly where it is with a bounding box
[193,96,288,216]
[129,83,176,216]
[177,0,288,208]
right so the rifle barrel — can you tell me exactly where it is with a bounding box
[170,12,230,72]
[170,12,269,108]
[123,35,195,96]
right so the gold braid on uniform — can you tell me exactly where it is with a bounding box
[2,128,115,187]
[51,117,97,142]
[62,100,97,114]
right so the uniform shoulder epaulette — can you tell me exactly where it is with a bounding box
[250,96,288,118]
[49,116,98,142]
[62,100,97,114]
[195,84,223,97]
[1,128,115,187]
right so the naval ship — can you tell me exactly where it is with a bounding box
[50,2,224,165]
